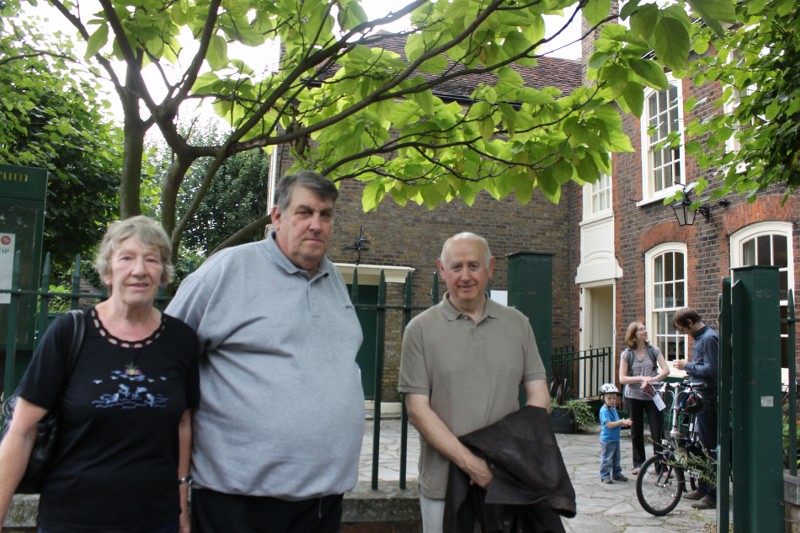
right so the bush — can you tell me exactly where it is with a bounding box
[566,399,597,431]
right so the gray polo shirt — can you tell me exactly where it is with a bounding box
[166,234,365,499]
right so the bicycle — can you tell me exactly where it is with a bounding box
[635,381,715,516]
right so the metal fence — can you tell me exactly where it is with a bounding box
[552,345,614,401]
[3,251,617,490]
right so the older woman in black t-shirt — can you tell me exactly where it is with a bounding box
[0,216,199,533]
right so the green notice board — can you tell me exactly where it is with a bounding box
[0,164,48,350]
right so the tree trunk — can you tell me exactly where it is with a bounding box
[118,71,145,219]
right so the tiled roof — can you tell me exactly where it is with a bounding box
[353,32,583,99]
[368,36,582,98]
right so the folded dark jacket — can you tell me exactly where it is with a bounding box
[444,406,576,532]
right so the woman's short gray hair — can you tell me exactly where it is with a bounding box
[95,216,175,285]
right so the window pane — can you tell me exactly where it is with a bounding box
[649,93,658,117]
[665,252,674,280]
[675,258,684,280]
[774,235,788,268]
[675,281,685,307]
[669,85,678,106]
[655,256,664,282]
[742,239,756,265]
[757,235,771,264]
[780,271,788,301]
[781,305,789,368]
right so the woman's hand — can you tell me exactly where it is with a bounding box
[178,483,191,533]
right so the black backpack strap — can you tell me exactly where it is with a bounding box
[646,343,659,368]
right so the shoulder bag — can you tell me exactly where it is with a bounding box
[0,309,85,494]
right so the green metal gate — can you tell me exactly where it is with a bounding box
[720,266,788,533]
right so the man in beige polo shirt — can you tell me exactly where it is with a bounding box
[399,232,551,532]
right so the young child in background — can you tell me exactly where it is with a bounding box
[599,383,632,484]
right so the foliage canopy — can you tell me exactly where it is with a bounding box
[17,0,741,257]
[0,2,120,273]
[684,0,800,202]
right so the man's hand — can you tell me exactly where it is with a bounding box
[463,453,493,489]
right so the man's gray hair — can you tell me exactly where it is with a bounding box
[274,170,338,212]
[440,232,492,268]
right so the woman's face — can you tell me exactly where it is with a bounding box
[635,323,648,343]
[104,236,163,308]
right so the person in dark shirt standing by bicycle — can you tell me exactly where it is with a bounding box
[672,307,719,510]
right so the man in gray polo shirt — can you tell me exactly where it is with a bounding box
[399,232,551,533]
[166,170,364,533]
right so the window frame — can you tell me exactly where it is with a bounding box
[639,74,686,204]
[582,172,613,222]
[645,243,688,362]
[730,222,794,367]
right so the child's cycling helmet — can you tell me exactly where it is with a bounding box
[599,383,620,395]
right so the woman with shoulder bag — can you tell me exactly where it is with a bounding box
[618,321,670,475]
[0,216,200,533]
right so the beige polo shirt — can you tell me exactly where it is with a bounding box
[399,294,547,498]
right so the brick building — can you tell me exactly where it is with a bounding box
[271,40,584,402]
[271,20,800,403]
[573,18,800,392]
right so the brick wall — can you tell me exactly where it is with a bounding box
[609,63,800,363]
[326,179,577,401]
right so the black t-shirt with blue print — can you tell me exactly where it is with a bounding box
[19,307,200,533]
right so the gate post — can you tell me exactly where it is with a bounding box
[730,266,783,532]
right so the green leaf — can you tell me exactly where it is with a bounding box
[497,66,524,95]
[584,0,612,26]
[621,82,645,117]
[686,0,737,37]
[577,153,601,183]
[629,3,658,40]
[412,90,436,115]
[85,22,109,59]
[362,180,385,211]
[628,58,669,90]
[207,34,228,70]
[416,54,449,74]
[536,168,562,204]
[653,14,690,72]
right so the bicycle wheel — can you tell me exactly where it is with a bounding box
[636,455,685,516]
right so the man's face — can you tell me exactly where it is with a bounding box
[272,185,334,276]
[675,321,695,337]
[437,238,495,311]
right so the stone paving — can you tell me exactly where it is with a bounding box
[359,416,723,532]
